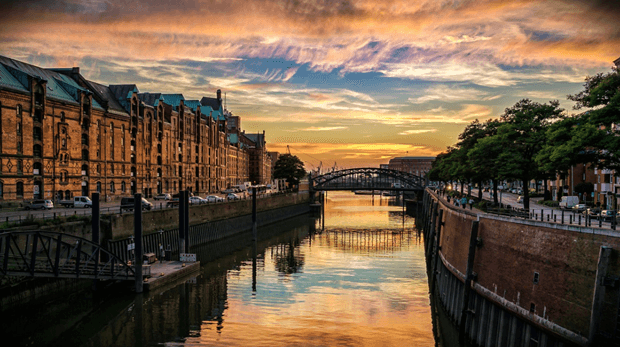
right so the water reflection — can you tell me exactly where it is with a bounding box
[10,192,437,347]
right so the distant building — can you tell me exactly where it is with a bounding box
[387,157,435,177]
[244,131,272,185]
[615,56,620,67]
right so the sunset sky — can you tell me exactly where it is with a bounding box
[1,0,619,170]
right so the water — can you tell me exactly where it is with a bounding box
[3,191,436,346]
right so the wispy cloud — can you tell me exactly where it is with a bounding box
[299,126,348,131]
[398,129,437,135]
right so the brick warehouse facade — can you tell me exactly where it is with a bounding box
[0,56,273,203]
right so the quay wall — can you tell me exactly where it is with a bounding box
[104,192,310,241]
[421,189,620,346]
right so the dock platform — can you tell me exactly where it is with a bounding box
[141,260,200,292]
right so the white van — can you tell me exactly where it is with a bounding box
[559,196,579,209]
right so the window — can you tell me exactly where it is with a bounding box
[110,163,114,175]
[16,104,22,117]
[17,142,22,153]
[96,164,100,174]
[17,160,23,174]
[533,272,539,284]
[61,138,67,149]
[121,181,126,193]
[33,144,42,158]
[16,123,21,136]
[16,182,23,197]
[0,181,3,199]
[110,181,115,193]
[60,112,65,122]
[96,182,101,193]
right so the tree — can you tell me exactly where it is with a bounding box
[274,154,307,187]
[474,99,564,209]
[560,67,620,171]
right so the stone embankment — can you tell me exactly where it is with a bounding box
[419,189,620,347]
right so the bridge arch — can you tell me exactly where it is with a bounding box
[310,167,427,192]
[0,231,135,280]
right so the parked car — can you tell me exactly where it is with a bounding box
[121,197,153,212]
[205,195,224,203]
[227,193,241,201]
[189,196,206,205]
[222,188,236,194]
[600,210,616,222]
[572,204,587,212]
[25,199,54,210]
[154,193,171,200]
[584,208,601,217]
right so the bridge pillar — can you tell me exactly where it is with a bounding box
[588,246,612,346]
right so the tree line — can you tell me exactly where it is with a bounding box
[428,65,620,210]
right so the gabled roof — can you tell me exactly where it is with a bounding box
[85,80,128,115]
[0,63,28,92]
[138,92,163,107]
[184,100,201,112]
[244,133,265,148]
[200,96,221,110]
[109,84,139,101]
[53,74,104,110]
[161,94,184,109]
[109,84,139,113]
[0,55,82,105]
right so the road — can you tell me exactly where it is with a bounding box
[450,185,618,230]
[0,191,262,225]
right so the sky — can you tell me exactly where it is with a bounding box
[1,0,619,170]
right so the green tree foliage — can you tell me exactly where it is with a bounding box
[274,154,307,186]
[490,99,564,209]
[562,67,620,170]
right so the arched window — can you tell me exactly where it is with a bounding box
[16,182,24,197]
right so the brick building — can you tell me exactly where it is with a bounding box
[386,156,435,177]
[0,55,272,202]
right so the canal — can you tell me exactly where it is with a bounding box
[3,191,441,346]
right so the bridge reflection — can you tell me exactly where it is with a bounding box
[311,228,420,254]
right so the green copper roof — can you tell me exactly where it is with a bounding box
[161,94,185,109]
[184,100,201,112]
[229,133,239,144]
[0,63,28,92]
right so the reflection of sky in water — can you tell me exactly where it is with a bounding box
[323,191,416,229]
[193,191,434,346]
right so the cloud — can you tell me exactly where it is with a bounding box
[398,129,437,135]
[408,85,491,104]
[299,126,348,131]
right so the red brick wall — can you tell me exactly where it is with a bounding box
[436,197,620,336]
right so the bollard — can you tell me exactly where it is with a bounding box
[561,211,564,224]
[570,215,572,224]
[579,214,581,225]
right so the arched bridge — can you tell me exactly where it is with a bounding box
[0,231,135,280]
[310,168,427,191]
